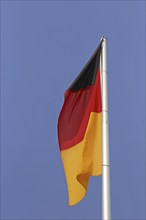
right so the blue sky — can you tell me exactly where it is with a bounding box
[1,1,145,219]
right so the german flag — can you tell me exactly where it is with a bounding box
[58,42,102,206]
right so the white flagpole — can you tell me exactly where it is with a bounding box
[101,36,111,220]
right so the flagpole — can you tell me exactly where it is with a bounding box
[101,36,111,220]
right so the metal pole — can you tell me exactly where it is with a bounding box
[101,37,111,220]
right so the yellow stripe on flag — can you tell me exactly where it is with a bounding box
[60,112,102,206]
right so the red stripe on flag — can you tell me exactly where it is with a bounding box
[58,69,102,150]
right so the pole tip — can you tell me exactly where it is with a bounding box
[100,36,107,43]
[102,36,107,40]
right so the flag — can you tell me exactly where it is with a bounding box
[58,41,102,206]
